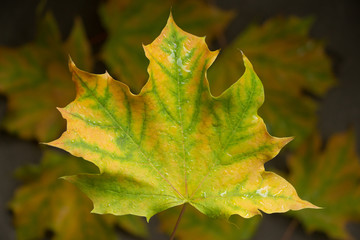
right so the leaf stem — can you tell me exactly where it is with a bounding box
[169,204,187,240]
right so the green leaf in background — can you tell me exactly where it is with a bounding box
[100,0,234,93]
[0,13,93,142]
[48,15,316,221]
[208,17,335,148]
[288,130,360,239]
[158,205,260,240]
[10,149,149,240]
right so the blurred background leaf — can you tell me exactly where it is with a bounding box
[0,13,93,142]
[10,149,117,240]
[288,130,360,239]
[208,17,335,148]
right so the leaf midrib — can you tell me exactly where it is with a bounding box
[172,41,189,198]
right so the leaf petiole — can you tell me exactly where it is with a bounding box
[169,204,187,240]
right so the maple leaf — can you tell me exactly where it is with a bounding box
[10,149,149,240]
[208,17,335,148]
[158,205,260,240]
[288,130,360,239]
[0,13,92,142]
[100,0,234,93]
[48,15,317,221]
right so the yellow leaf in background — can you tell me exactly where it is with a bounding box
[288,130,360,239]
[208,17,336,148]
[10,149,149,240]
[0,13,92,142]
[100,0,234,93]
[48,15,317,222]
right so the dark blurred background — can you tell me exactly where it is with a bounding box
[0,0,359,239]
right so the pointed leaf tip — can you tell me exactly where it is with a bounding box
[167,11,175,25]
[68,56,76,71]
[241,53,254,70]
[168,10,173,20]
[282,136,295,146]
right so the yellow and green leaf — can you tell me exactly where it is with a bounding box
[208,17,335,148]
[10,149,149,240]
[288,130,360,239]
[100,0,234,93]
[158,205,260,240]
[49,15,317,221]
[0,13,92,142]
